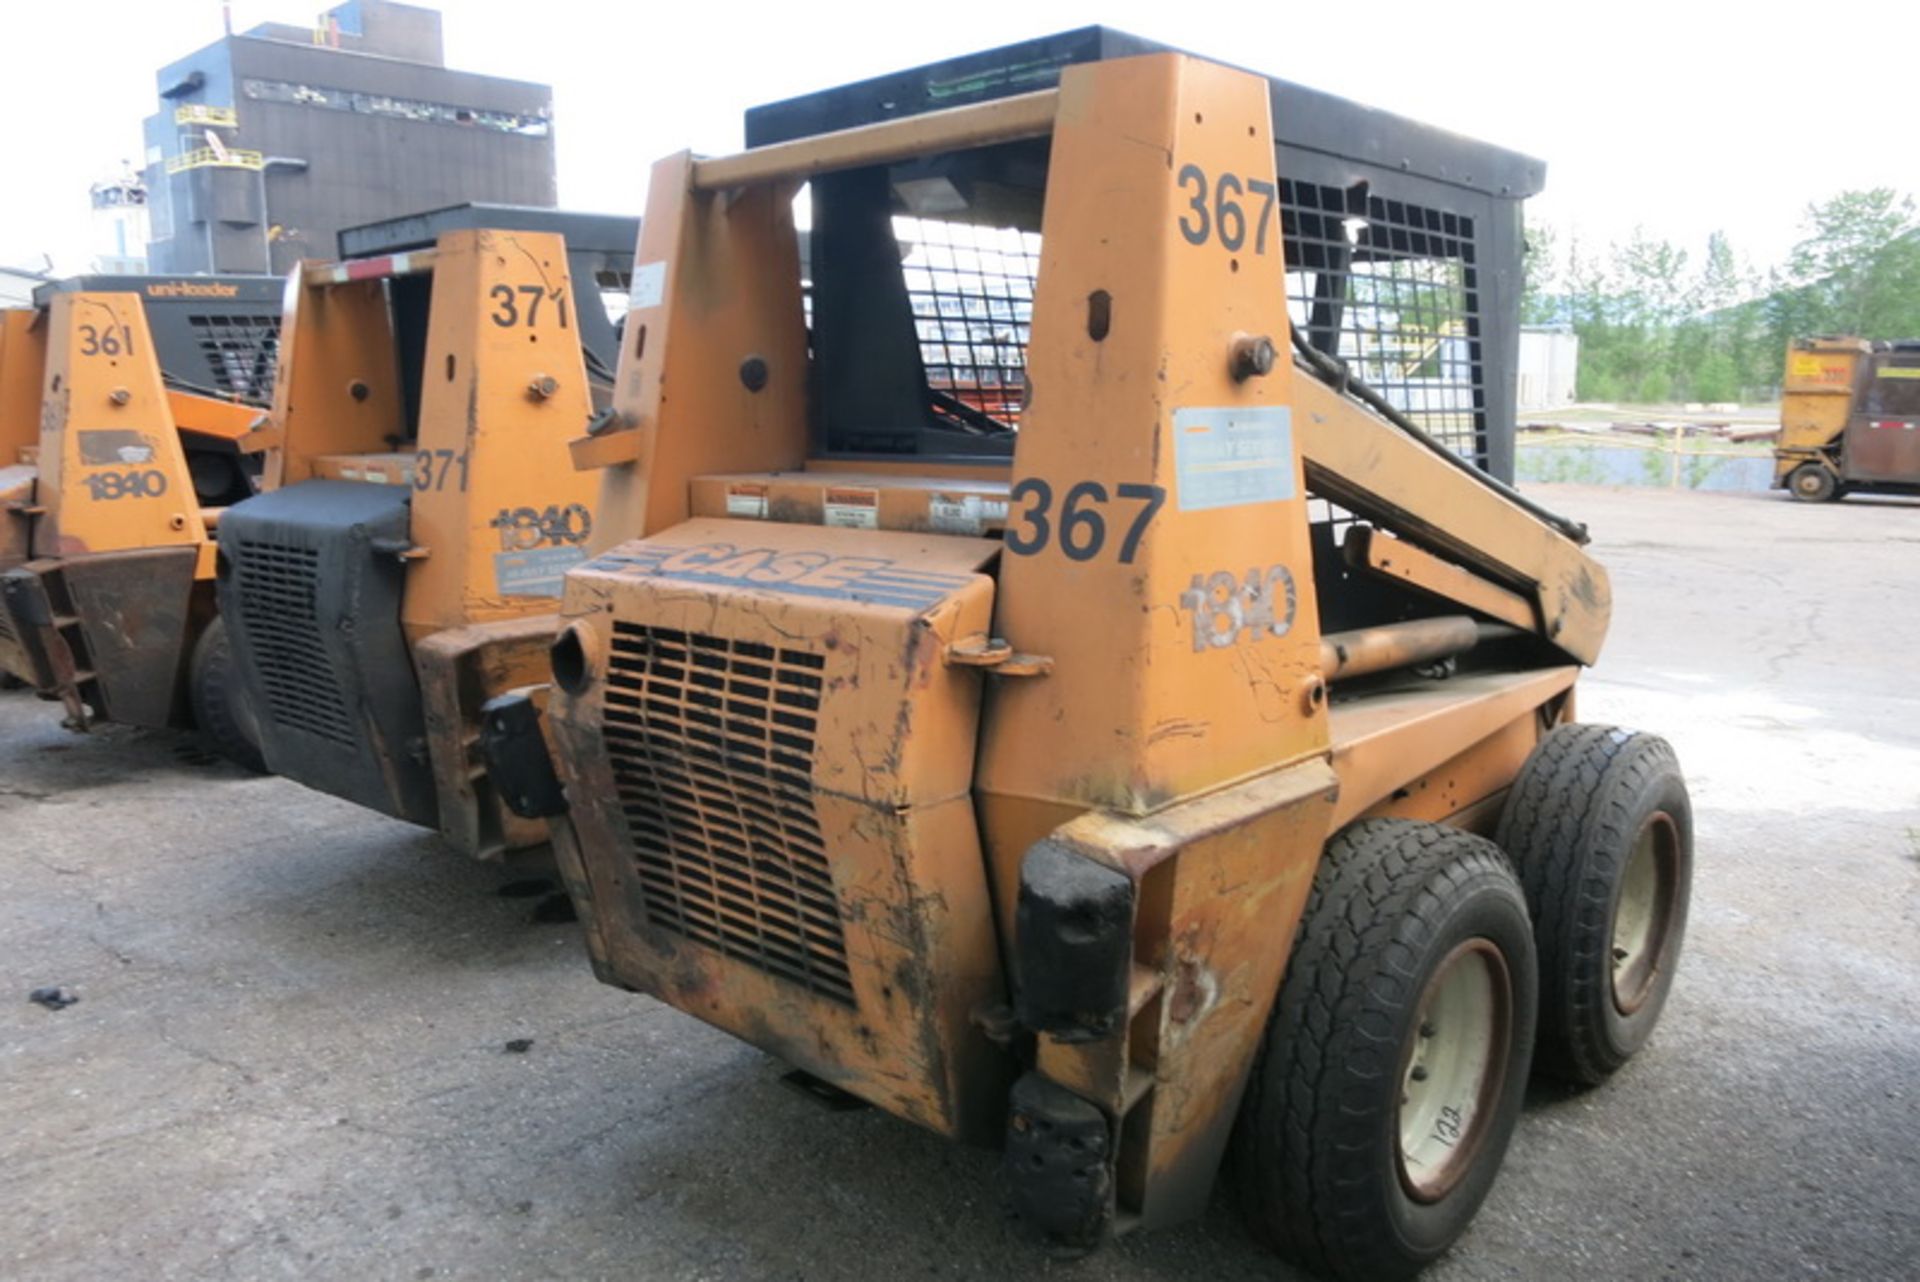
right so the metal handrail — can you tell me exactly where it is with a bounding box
[166,147,264,174]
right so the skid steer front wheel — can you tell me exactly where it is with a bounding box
[1496,725,1692,1085]
[1233,819,1537,1281]
[189,616,266,773]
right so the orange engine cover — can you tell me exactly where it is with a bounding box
[548,518,1013,1141]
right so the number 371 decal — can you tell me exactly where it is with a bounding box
[490,284,569,329]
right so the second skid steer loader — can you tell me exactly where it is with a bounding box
[216,217,632,858]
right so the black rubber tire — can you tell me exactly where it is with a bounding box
[1495,724,1692,1085]
[189,615,266,772]
[1787,462,1838,503]
[1232,819,1538,1282]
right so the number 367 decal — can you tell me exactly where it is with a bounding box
[1004,479,1165,563]
[1176,164,1278,254]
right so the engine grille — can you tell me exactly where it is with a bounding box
[229,540,356,748]
[602,622,854,1007]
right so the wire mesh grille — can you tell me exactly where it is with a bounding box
[602,623,855,1007]
[187,313,281,402]
[896,215,1039,427]
[1281,180,1484,466]
[230,540,356,747]
[875,190,1486,467]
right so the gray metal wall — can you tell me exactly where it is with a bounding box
[145,30,554,276]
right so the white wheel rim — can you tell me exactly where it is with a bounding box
[1398,939,1511,1203]
[1612,812,1677,1014]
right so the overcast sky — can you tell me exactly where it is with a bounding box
[7,0,1917,278]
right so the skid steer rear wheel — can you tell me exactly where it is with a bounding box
[189,615,266,773]
[1496,724,1692,1085]
[1232,819,1537,1281]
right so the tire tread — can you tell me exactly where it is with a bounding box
[1495,724,1684,1083]
[1236,819,1533,1280]
[190,617,265,773]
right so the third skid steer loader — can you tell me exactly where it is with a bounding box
[492,33,1694,1280]
[215,210,634,860]
[0,274,280,762]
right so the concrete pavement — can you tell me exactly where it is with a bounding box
[2,483,1915,1280]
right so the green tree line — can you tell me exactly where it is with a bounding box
[1524,189,1920,403]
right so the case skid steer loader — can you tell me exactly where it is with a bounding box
[488,35,1694,1280]
[0,275,281,763]
[215,216,632,860]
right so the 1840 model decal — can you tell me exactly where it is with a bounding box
[1179,563,1298,651]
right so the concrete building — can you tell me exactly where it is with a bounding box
[143,0,556,275]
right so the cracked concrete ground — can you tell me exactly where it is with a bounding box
[2,484,1916,1281]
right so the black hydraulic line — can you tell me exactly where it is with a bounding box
[1289,327,1590,545]
[582,345,619,384]
[928,389,1015,437]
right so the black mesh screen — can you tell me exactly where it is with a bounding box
[1281,181,1483,465]
[187,312,281,402]
[896,215,1039,428]
[809,164,1493,473]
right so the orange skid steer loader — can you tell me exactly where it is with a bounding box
[215,216,632,859]
[484,35,1694,1281]
[0,275,281,763]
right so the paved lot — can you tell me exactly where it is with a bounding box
[2,483,1916,1281]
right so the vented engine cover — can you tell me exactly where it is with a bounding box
[550,518,1010,1141]
[217,480,438,826]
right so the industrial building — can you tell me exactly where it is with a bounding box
[1518,325,1580,409]
[142,0,556,275]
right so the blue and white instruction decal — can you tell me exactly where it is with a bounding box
[1172,407,1296,510]
[496,546,587,598]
